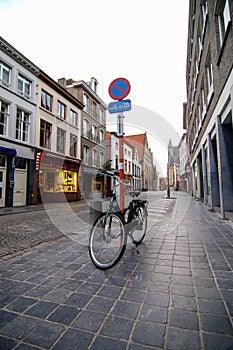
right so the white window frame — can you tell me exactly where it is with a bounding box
[15,108,30,142]
[41,90,52,112]
[218,0,231,47]
[70,133,77,157]
[206,50,214,104]
[92,125,97,142]
[57,127,66,154]
[92,149,97,167]
[92,101,97,119]
[83,145,89,164]
[99,152,104,168]
[70,109,77,126]
[0,100,9,136]
[99,129,104,143]
[18,74,31,98]
[83,94,89,113]
[83,119,89,138]
[57,101,66,120]
[0,62,11,88]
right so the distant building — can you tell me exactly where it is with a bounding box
[167,139,179,190]
[125,133,154,191]
[184,0,233,218]
[105,131,142,191]
[178,133,190,192]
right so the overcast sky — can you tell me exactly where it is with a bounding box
[0,0,189,176]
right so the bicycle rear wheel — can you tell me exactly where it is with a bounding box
[89,212,127,270]
[130,203,148,245]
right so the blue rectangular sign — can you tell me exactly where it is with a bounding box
[108,99,131,114]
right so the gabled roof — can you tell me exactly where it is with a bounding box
[124,133,147,158]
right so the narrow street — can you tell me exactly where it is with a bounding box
[0,192,233,349]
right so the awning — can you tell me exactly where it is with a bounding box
[0,146,17,156]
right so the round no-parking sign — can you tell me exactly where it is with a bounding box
[108,78,131,100]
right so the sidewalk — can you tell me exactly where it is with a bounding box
[0,192,233,349]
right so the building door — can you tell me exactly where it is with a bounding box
[0,170,6,207]
[13,169,27,206]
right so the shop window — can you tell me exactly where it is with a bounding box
[41,170,77,193]
[0,155,6,167]
[16,157,27,169]
[92,180,102,193]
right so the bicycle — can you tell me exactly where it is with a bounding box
[89,171,148,270]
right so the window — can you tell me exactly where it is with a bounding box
[201,1,208,33]
[115,154,119,169]
[83,146,89,164]
[92,149,97,167]
[99,108,104,124]
[15,109,30,142]
[128,161,131,174]
[83,94,89,113]
[99,152,104,168]
[92,125,97,142]
[205,50,214,102]
[57,101,66,119]
[41,90,52,112]
[217,0,231,47]
[40,119,52,149]
[83,119,89,138]
[92,101,97,119]
[0,100,9,136]
[18,74,31,98]
[70,109,77,126]
[0,62,11,87]
[57,127,66,154]
[124,160,127,171]
[99,129,104,143]
[70,133,77,157]
[115,141,119,149]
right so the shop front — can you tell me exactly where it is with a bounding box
[36,151,81,203]
[80,166,105,199]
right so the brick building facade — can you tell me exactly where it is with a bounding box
[184,0,233,218]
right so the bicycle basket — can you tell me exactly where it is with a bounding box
[116,180,132,209]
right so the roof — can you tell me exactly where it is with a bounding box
[124,133,147,158]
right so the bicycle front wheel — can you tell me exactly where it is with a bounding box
[89,212,127,270]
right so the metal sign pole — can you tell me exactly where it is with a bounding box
[118,113,124,213]
[108,77,131,214]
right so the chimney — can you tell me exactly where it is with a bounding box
[58,78,66,87]
[90,77,98,93]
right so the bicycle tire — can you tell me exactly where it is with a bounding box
[89,212,127,270]
[128,203,148,245]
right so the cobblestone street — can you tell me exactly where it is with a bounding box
[0,192,233,349]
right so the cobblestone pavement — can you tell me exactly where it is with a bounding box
[0,192,233,349]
